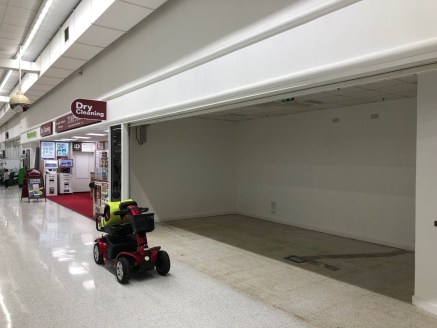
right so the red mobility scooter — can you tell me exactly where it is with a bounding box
[93,200,170,284]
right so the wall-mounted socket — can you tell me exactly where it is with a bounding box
[371,113,379,120]
[271,201,276,214]
[332,118,340,123]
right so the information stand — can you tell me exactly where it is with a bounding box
[21,169,46,202]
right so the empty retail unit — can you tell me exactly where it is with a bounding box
[1,0,437,326]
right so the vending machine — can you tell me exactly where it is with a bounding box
[58,173,73,194]
[44,160,58,196]
[58,159,73,194]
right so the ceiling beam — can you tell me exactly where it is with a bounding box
[0,59,40,73]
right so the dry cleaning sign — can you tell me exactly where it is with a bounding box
[71,99,107,120]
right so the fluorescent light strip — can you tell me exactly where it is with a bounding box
[72,136,91,139]
[0,0,54,91]
[86,133,107,136]
[22,0,54,54]
[0,71,13,91]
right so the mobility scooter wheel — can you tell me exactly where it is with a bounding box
[116,257,131,284]
[156,250,170,276]
[93,244,104,264]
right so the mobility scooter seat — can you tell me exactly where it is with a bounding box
[106,234,137,259]
[104,223,133,236]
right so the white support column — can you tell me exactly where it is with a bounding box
[414,70,437,316]
[121,123,130,200]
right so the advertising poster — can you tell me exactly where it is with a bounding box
[56,142,69,156]
[28,177,44,199]
[41,141,55,159]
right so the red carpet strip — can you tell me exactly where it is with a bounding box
[48,192,94,220]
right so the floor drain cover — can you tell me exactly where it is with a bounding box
[285,255,308,263]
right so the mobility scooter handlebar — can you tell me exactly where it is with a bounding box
[113,207,149,217]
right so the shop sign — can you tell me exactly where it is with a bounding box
[21,129,40,144]
[81,143,95,152]
[71,99,107,120]
[40,122,53,137]
[55,113,100,133]
[73,142,82,152]
[27,130,37,139]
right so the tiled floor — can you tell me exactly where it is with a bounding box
[1,187,437,327]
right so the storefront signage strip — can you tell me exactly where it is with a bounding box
[55,113,100,133]
[40,122,53,137]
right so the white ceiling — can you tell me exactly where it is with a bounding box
[0,0,168,129]
[0,0,81,96]
[199,75,418,121]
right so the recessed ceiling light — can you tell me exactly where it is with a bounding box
[86,133,107,136]
[72,136,91,139]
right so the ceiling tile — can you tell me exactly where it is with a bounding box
[399,90,417,98]
[122,0,167,10]
[324,86,368,96]
[396,75,417,83]
[62,43,103,61]
[93,1,153,32]
[9,0,42,10]
[346,89,386,100]
[360,80,405,90]
[311,95,355,105]
[0,23,25,34]
[4,15,32,27]
[52,56,86,71]
[37,76,64,86]
[6,5,36,18]
[42,67,71,78]
[31,83,55,92]
[76,25,125,48]
[377,84,417,95]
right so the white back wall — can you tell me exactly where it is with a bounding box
[130,118,236,220]
[414,71,437,315]
[235,98,417,250]
[72,152,95,192]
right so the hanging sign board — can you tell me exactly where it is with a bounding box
[55,113,100,133]
[71,99,107,120]
[40,122,53,137]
